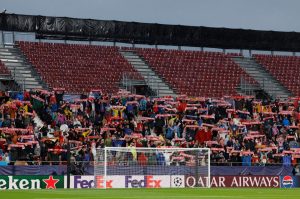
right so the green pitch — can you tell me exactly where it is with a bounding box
[1,188,300,199]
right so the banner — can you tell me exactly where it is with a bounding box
[67,175,171,189]
[184,175,280,188]
[280,176,300,188]
[0,175,64,190]
[3,175,298,189]
[2,13,300,51]
[65,176,125,189]
[124,175,170,188]
[68,175,283,188]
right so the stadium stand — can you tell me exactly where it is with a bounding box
[136,48,258,97]
[17,41,143,94]
[15,41,259,97]
[1,12,300,193]
[254,54,300,96]
[0,89,300,168]
[0,38,297,170]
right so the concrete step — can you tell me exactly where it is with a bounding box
[24,85,43,89]
[0,52,14,56]
[0,50,22,55]
[137,70,157,75]
[3,63,29,68]
[135,68,155,72]
[233,57,292,98]
[158,91,176,96]
[242,68,265,72]
[14,73,32,78]
[11,74,44,84]
[159,90,175,93]
[123,55,140,59]
[0,57,25,63]
[120,50,176,97]
[131,64,149,69]
[0,58,25,63]
[7,69,32,74]
[128,62,145,66]
[0,46,48,90]
[126,56,143,59]
[11,74,30,79]
[6,66,32,71]
[0,48,12,52]
[21,81,40,85]
[141,75,163,81]
[128,61,147,65]
[150,85,171,90]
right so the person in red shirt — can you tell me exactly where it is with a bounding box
[204,127,212,142]
[177,100,187,113]
[195,127,212,146]
[153,102,158,113]
[134,138,143,148]
[195,127,206,146]
[50,94,57,105]
[252,153,259,165]
[138,153,148,166]
[24,90,30,101]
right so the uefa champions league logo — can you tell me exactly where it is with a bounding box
[173,177,183,187]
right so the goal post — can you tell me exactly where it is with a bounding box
[95,147,211,189]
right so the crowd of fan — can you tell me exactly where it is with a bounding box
[0,89,300,172]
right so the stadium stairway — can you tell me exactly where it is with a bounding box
[232,56,292,99]
[119,49,177,97]
[0,45,47,90]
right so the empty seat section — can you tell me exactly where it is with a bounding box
[17,41,143,94]
[136,48,256,97]
[254,54,300,96]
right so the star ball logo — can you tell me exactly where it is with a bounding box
[282,176,293,188]
[173,177,183,187]
[171,176,185,188]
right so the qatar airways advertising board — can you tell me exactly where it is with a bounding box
[184,175,280,188]
[67,175,300,189]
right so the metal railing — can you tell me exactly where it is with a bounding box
[239,75,259,96]
[12,65,26,91]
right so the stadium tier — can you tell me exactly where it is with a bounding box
[17,41,143,94]
[136,48,257,97]
[254,54,300,96]
[15,41,260,97]
[0,34,299,189]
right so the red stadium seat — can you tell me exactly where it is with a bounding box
[136,48,257,97]
[17,41,143,94]
[254,54,300,96]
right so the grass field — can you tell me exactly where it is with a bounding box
[1,188,300,199]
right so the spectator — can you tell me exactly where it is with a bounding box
[0,89,299,170]
[283,154,292,166]
[242,154,252,166]
[283,116,290,127]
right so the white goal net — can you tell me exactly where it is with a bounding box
[94,147,210,188]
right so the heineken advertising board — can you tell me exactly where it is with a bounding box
[0,175,64,190]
